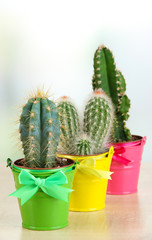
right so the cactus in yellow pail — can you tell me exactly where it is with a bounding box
[58,146,114,211]
[57,92,114,211]
[57,91,114,155]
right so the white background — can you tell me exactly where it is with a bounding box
[0,0,151,162]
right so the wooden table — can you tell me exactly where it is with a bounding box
[0,162,152,240]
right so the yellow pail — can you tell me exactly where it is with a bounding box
[57,147,114,212]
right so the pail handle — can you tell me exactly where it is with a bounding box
[112,136,146,165]
[113,137,146,149]
[140,136,147,146]
[6,158,13,169]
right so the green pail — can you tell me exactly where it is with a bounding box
[9,159,75,230]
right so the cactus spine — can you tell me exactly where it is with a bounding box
[92,45,131,142]
[57,97,80,154]
[19,89,60,168]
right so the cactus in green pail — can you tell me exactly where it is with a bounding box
[92,45,131,142]
[57,92,114,155]
[57,97,80,155]
[19,89,60,168]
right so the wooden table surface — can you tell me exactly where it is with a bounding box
[0,162,152,240]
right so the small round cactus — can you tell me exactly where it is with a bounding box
[76,135,91,155]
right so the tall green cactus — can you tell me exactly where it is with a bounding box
[83,91,114,154]
[19,90,60,168]
[57,97,80,154]
[92,45,131,142]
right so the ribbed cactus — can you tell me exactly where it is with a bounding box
[57,97,80,154]
[57,92,114,155]
[76,136,91,155]
[19,89,60,168]
[92,45,131,142]
[83,91,114,154]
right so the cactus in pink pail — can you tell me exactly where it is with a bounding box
[92,45,131,142]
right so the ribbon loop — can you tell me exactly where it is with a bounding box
[112,153,131,165]
[9,169,73,205]
[109,137,147,165]
[76,158,113,180]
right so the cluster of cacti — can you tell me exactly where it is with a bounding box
[19,45,130,162]
[19,89,61,168]
[57,91,114,155]
[92,45,131,142]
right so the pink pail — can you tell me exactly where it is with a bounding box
[107,135,146,195]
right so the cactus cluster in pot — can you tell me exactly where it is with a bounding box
[92,45,132,143]
[57,91,114,156]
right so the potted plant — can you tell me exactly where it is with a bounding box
[92,45,146,194]
[57,92,114,211]
[7,88,75,230]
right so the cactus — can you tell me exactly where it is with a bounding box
[92,45,131,142]
[76,135,91,155]
[19,89,60,168]
[83,91,114,154]
[57,97,80,155]
[57,92,114,155]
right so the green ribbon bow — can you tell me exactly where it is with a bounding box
[9,169,73,206]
